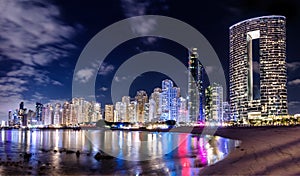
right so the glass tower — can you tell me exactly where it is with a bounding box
[188,48,204,122]
[229,15,288,121]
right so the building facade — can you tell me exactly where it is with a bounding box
[229,15,288,122]
[135,90,148,123]
[161,79,180,121]
[105,105,114,122]
[188,48,204,122]
[205,83,223,122]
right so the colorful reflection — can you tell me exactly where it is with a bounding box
[0,129,239,175]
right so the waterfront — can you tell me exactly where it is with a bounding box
[0,129,239,175]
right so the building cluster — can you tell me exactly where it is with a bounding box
[8,99,102,127]
[6,15,292,127]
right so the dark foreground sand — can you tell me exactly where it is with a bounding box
[200,126,300,175]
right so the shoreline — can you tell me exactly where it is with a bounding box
[200,125,300,175]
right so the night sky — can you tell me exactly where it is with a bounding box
[0,0,300,120]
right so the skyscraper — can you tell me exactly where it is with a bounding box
[229,15,288,122]
[105,105,114,122]
[149,88,162,121]
[205,83,223,123]
[161,79,180,121]
[35,102,43,123]
[135,90,148,122]
[188,48,204,122]
[53,103,62,125]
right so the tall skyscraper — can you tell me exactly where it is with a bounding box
[161,79,180,121]
[128,101,137,123]
[62,101,71,125]
[44,103,54,125]
[188,48,204,122]
[105,105,114,122]
[135,90,148,122]
[122,96,131,122]
[35,102,43,123]
[150,88,162,120]
[205,83,223,122]
[177,97,187,122]
[229,15,288,122]
[18,102,26,126]
[53,103,62,125]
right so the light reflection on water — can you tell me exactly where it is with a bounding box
[0,129,240,175]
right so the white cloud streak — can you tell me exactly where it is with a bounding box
[0,0,79,66]
[288,79,300,86]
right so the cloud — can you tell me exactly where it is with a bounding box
[99,87,108,92]
[0,0,80,66]
[113,76,128,83]
[288,101,300,114]
[120,0,168,44]
[6,65,61,86]
[75,68,95,83]
[204,66,215,75]
[288,79,300,86]
[252,61,260,74]
[98,63,115,75]
[74,62,114,84]
[52,80,63,86]
[0,1,81,120]
[287,62,300,72]
[114,76,121,82]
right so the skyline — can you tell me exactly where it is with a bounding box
[1,0,300,120]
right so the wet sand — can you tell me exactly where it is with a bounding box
[201,126,300,175]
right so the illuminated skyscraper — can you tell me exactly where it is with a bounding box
[128,101,137,123]
[205,83,223,122]
[135,90,148,122]
[188,48,204,122]
[161,79,180,121]
[62,101,71,125]
[105,105,114,122]
[177,97,187,122]
[35,102,43,123]
[122,96,131,122]
[229,15,288,121]
[53,103,62,125]
[92,102,102,122]
[150,88,162,120]
[44,103,54,125]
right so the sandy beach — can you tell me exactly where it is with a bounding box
[201,126,300,175]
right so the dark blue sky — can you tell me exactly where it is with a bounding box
[0,0,300,120]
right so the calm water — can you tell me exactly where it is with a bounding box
[0,129,240,175]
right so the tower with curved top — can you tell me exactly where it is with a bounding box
[229,15,288,122]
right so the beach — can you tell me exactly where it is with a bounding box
[201,126,300,175]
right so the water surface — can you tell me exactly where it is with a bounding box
[0,129,240,175]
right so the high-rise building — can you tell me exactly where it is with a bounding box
[53,103,62,125]
[18,102,25,125]
[229,15,288,122]
[105,105,114,122]
[92,102,102,122]
[35,102,43,123]
[44,103,54,125]
[122,96,131,122]
[161,79,180,121]
[222,101,231,122]
[135,90,148,123]
[205,83,223,122]
[188,48,204,122]
[128,101,137,123]
[115,101,126,122]
[177,97,188,122]
[62,102,71,125]
[150,88,162,120]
